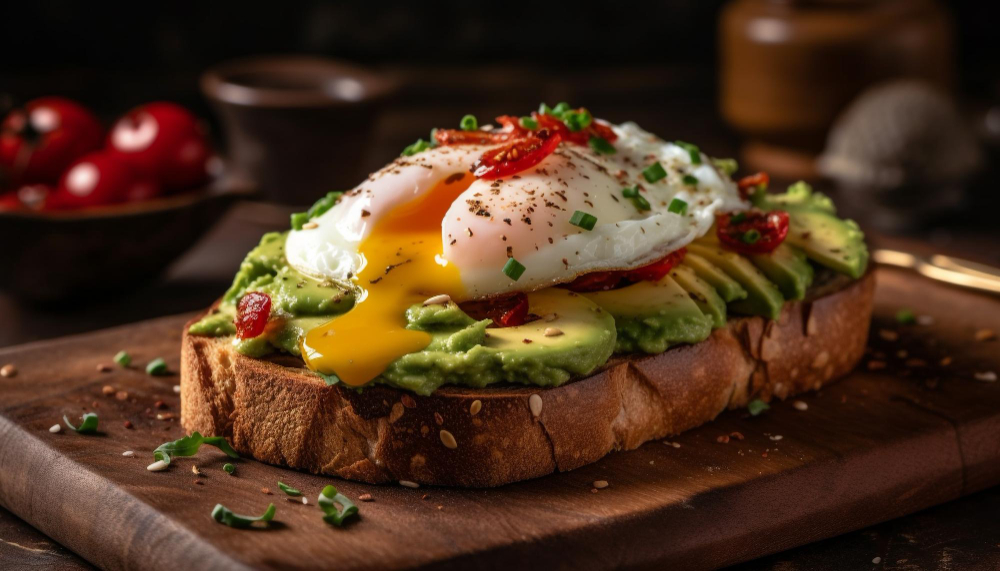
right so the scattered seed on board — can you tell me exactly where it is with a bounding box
[543,327,563,337]
[122,451,135,457]
[469,399,482,416]
[147,460,169,472]
[529,394,543,417]
[400,480,420,489]
[769,435,784,441]
[974,371,997,382]
[302,497,309,505]
[359,493,373,502]
[792,400,809,411]
[593,480,609,489]
[439,429,458,449]
[423,294,451,306]
[0,364,16,378]
[192,465,201,476]
[173,385,181,394]
[49,424,61,433]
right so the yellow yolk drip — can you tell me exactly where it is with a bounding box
[301,173,474,386]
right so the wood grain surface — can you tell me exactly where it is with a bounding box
[0,266,998,570]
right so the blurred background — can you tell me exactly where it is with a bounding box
[1,0,999,340]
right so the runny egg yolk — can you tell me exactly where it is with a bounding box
[301,173,474,386]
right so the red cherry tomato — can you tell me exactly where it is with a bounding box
[564,249,687,292]
[106,102,212,192]
[49,151,158,209]
[473,132,562,179]
[736,172,769,200]
[235,292,272,339]
[531,110,617,146]
[0,97,103,187]
[716,210,789,254]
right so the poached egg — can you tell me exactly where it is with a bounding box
[285,121,745,385]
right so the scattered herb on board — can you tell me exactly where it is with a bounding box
[113,351,131,367]
[153,432,239,466]
[223,463,236,475]
[747,399,770,416]
[318,485,359,526]
[64,412,99,434]
[212,503,276,529]
[145,358,168,376]
[895,309,916,324]
[278,482,302,496]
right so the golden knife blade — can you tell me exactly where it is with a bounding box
[873,249,1000,295]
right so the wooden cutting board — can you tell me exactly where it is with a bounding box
[1,266,998,571]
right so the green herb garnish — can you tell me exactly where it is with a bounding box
[153,431,239,466]
[502,258,526,281]
[668,198,688,215]
[896,309,916,325]
[622,185,651,211]
[291,190,345,230]
[145,358,168,376]
[550,102,571,115]
[318,485,359,527]
[316,371,341,386]
[569,210,598,231]
[278,482,302,497]
[682,174,699,186]
[622,185,639,198]
[64,412,99,434]
[401,138,433,157]
[642,162,667,183]
[113,351,131,367]
[741,229,761,245]
[519,116,538,130]
[459,114,478,131]
[223,463,235,475]
[562,109,592,132]
[588,136,616,155]
[675,140,701,165]
[712,157,738,176]
[212,503,276,529]
[747,399,770,416]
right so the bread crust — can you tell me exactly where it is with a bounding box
[181,271,875,487]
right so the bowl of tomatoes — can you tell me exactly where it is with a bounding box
[0,97,248,303]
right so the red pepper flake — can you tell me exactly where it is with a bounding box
[154,400,167,410]
[123,420,133,429]
[401,394,417,408]
[434,412,444,425]
[730,431,744,441]
[716,435,730,444]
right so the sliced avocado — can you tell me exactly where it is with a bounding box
[785,210,869,279]
[687,243,785,320]
[750,243,814,300]
[581,275,713,354]
[751,180,836,214]
[670,265,727,328]
[682,252,748,303]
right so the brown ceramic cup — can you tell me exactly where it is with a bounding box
[201,56,395,205]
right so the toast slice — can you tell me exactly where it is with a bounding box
[180,270,875,487]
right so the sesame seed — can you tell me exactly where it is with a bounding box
[529,394,543,417]
[301,221,319,229]
[916,315,935,326]
[49,424,61,433]
[974,371,997,382]
[769,435,783,441]
[302,497,309,505]
[192,465,201,476]
[469,400,482,415]
[423,294,452,306]
[400,480,420,489]
[173,385,181,394]
[872,557,881,564]
[359,493,373,502]
[102,385,115,396]
[543,327,563,337]
[593,480,609,489]
[122,451,135,457]
[439,430,458,449]
[792,400,809,411]
[0,364,16,378]
[147,460,169,472]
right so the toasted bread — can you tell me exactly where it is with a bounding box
[180,270,875,487]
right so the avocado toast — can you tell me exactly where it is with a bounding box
[181,105,873,486]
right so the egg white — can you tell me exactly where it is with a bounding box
[285,121,747,299]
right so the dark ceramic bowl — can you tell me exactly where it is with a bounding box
[201,55,395,205]
[0,185,249,304]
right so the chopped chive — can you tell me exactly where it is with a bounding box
[146,358,168,376]
[113,351,131,367]
[730,212,747,224]
[622,185,639,198]
[318,485,359,526]
[551,102,571,115]
[459,114,478,131]
[212,503,276,529]
[642,162,667,183]
[538,102,552,115]
[64,412,99,434]
[668,198,688,215]
[633,195,651,211]
[519,116,538,130]
[741,229,761,244]
[290,212,310,230]
[682,174,699,186]
[153,431,239,465]
[502,258,526,281]
[675,140,702,164]
[896,309,916,324]
[562,109,592,132]
[223,463,235,475]
[569,210,598,231]
[278,482,302,497]
[401,139,432,157]
[712,157,738,176]
[747,399,770,416]
[588,136,616,155]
